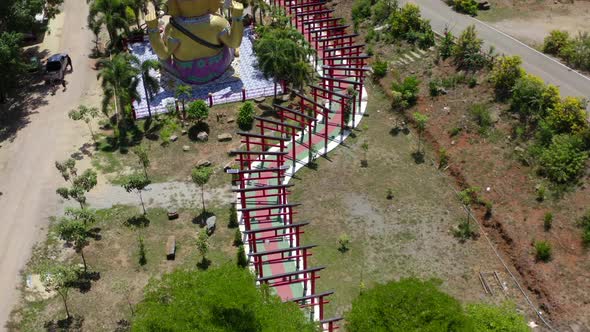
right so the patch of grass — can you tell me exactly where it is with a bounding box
[534,240,552,262]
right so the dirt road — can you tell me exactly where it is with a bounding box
[0,0,99,329]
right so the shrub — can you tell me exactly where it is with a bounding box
[539,134,588,183]
[453,25,486,71]
[466,303,529,332]
[438,29,455,60]
[534,240,552,262]
[557,32,590,71]
[429,79,442,97]
[544,212,553,231]
[233,228,243,247]
[186,100,209,123]
[511,74,548,127]
[236,245,248,268]
[453,0,478,16]
[536,184,546,202]
[468,76,477,88]
[546,96,589,135]
[392,76,420,109]
[237,101,256,131]
[345,278,470,331]
[138,236,147,266]
[543,30,570,55]
[579,212,590,247]
[491,56,524,99]
[469,103,492,134]
[372,0,396,24]
[389,3,435,49]
[351,0,372,25]
[449,127,462,137]
[228,204,239,228]
[371,59,388,80]
[438,147,449,169]
[338,234,350,253]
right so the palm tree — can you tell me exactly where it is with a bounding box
[127,0,149,29]
[97,53,141,122]
[89,0,130,50]
[247,0,270,25]
[175,84,192,120]
[140,59,161,117]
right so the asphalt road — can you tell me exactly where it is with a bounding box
[403,0,590,109]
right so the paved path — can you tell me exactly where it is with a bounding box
[403,0,590,107]
[0,0,99,329]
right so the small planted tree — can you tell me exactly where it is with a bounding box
[544,212,553,231]
[186,99,210,124]
[41,263,80,320]
[338,234,350,253]
[228,204,239,228]
[491,56,524,99]
[68,105,100,143]
[138,235,147,266]
[233,228,243,246]
[412,112,428,162]
[132,146,150,179]
[453,25,486,71]
[64,207,97,226]
[191,166,212,214]
[195,229,209,267]
[237,101,256,131]
[121,173,151,215]
[534,240,552,262]
[55,159,97,209]
[236,245,248,268]
[438,28,455,60]
[56,217,92,273]
[175,84,192,119]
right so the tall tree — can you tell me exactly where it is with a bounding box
[140,59,161,118]
[121,173,151,215]
[191,166,212,213]
[412,112,428,157]
[195,229,209,265]
[175,84,192,120]
[97,53,141,122]
[68,105,100,143]
[40,263,80,320]
[0,32,26,103]
[55,160,98,209]
[89,0,130,50]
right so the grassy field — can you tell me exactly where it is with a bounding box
[8,203,237,331]
[290,83,527,318]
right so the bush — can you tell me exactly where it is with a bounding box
[345,278,470,331]
[546,97,589,135]
[132,265,316,331]
[233,228,243,247]
[228,204,239,228]
[534,240,552,262]
[372,0,396,24]
[544,212,553,231]
[579,212,590,247]
[338,234,350,253]
[466,303,529,332]
[469,103,492,134]
[510,74,549,127]
[392,75,420,109]
[351,0,372,25]
[237,101,256,131]
[491,56,524,99]
[543,30,570,55]
[539,134,588,183]
[557,32,590,71]
[236,245,248,268]
[186,100,209,123]
[453,25,486,71]
[438,147,449,169]
[389,3,435,49]
[438,29,455,60]
[453,0,478,16]
[429,79,442,97]
[371,59,388,80]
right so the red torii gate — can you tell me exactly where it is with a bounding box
[248,244,316,277]
[308,25,349,50]
[320,76,365,107]
[301,17,341,35]
[274,103,317,161]
[287,1,326,18]
[229,165,290,191]
[289,89,333,154]
[243,221,309,255]
[239,131,289,156]
[310,84,354,137]
[238,202,300,233]
[233,183,293,209]
[255,116,303,168]
[320,317,343,331]
[323,44,365,58]
[290,290,334,321]
[257,266,325,299]
[316,33,358,56]
[323,54,369,68]
[231,150,288,173]
[295,9,334,30]
[322,65,370,82]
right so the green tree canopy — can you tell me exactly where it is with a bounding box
[540,134,588,183]
[97,52,141,121]
[131,264,316,331]
[466,303,528,332]
[121,173,151,214]
[0,32,26,102]
[453,25,486,71]
[491,55,524,99]
[186,99,210,123]
[345,278,469,332]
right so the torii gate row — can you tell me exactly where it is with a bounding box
[320,76,365,104]
[238,202,300,230]
[288,89,333,154]
[257,266,325,299]
[290,290,334,322]
[301,17,341,35]
[233,183,292,209]
[228,165,290,190]
[238,131,290,155]
[294,9,334,30]
[320,317,343,332]
[231,150,288,172]
[323,44,366,58]
[316,33,359,54]
[308,25,350,50]
[322,54,369,69]
[310,84,355,134]
[274,104,317,161]
[286,0,326,18]
[243,221,310,254]
[321,65,370,83]
[254,116,304,167]
[248,244,317,278]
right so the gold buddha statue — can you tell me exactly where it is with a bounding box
[145,0,244,84]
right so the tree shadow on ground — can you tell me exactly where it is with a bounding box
[125,215,150,228]
[196,257,211,270]
[411,151,425,164]
[188,122,210,141]
[74,271,101,293]
[87,227,102,241]
[44,315,84,332]
[192,211,215,226]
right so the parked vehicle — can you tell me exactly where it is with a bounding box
[43,53,68,84]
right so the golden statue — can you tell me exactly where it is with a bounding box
[146,0,244,84]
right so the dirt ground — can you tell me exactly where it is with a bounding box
[291,84,542,323]
[7,204,237,331]
[0,0,102,329]
[480,0,590,46]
